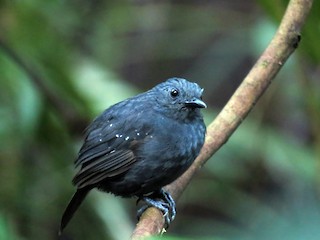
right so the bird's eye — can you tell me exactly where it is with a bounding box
[170,88,179,98]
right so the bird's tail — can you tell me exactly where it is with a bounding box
[59,187,90,235]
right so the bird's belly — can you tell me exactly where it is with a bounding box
[99,122,204,197]
[99,147,196,197]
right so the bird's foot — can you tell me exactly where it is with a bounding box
[137,189,176,228]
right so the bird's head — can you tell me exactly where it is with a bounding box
[152,78,206,121]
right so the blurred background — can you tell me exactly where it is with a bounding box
[0,0,319,239]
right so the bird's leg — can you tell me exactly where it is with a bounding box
[160,189,176,221]
[136,189,176,228]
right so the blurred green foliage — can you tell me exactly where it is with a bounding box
[0,0,319,240]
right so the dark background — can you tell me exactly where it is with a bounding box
[1,0,320,239]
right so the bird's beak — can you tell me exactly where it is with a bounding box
[184,98,207,109]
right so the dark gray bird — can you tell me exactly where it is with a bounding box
[60,78,206,234]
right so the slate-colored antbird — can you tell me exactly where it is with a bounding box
[60,78,206,234]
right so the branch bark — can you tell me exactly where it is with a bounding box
[131,0,313,239]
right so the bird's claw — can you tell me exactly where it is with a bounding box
[137,189,176,228]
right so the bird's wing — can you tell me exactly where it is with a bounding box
[72,110,150,189]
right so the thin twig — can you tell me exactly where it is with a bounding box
[131,0,313,239]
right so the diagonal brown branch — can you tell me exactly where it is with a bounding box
[131,0,313,239]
